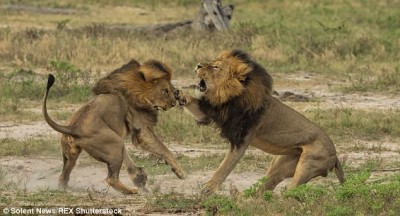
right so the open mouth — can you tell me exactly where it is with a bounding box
[198,79,207,92]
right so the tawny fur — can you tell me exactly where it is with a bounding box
[177,50,344,195]
[43,59,184,195]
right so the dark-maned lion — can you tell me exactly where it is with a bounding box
[176,50,344,194]
[43,59,184,194]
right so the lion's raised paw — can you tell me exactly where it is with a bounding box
[174,89,189,106]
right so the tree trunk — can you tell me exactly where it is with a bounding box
[191,0,234,31]
[85,0,235,35]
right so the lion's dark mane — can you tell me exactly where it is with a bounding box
[198,97,265,148]
[198,50,272,148]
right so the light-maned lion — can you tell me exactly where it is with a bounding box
[43,59,184,194]
[176,50,344,194]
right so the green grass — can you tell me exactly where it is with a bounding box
[0,61,94,120]
[143,193,202,214]
[0,0,201,8]
[306,107,400,141]
[0,108,73,124]
[143,166,400,215]
[0,63,93,112]
[202,194,241,216]
[143,193,241,215]
[0,109,41,122]
[0,166,8,188]
[242,176,269,198]
[1,0,399,92]
[339,65,400,93]
[13,189,78,204]
[0,189,131,210]
[0,138,59,157]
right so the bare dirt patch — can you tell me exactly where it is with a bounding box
[274,72,400,110]
[0,155,264,195]
[0,121,58,140]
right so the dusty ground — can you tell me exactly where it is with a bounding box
[1,73,400,214]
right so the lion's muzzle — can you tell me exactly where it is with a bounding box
[195,63,208,92]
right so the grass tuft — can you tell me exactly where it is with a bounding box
[0,138,59,157]
[307,108,400,141]
[143,193,201,214]
[202,194,241,216]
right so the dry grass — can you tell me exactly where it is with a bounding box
[0,0,398,87]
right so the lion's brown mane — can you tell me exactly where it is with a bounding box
[93,59,172,110]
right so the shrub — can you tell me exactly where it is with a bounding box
[283,184,327,203]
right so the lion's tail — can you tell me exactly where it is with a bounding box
[43,74,79,137]
[333,156,345,184]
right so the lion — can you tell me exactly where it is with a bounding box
[176,50,344,194]
[43,59,184,194]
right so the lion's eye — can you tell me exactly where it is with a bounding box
[162,89,169,95]
[212,65,219,69]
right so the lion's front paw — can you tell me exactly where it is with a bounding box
[174,89,189,106]
[201,180,218,195]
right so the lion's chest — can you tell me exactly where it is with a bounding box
[199,98,264,148]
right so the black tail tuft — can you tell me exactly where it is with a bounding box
[47,74,55,91]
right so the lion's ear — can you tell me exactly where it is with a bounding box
[138,71,146,81]
[138,68,166,83]
[126,59,141,71]
[237,75,248,83]
[233,63,252,82]
[139,60,172,82]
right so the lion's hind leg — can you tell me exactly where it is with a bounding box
[258,154,300,193]
[59,135,82,190]
[104,147,139,194]
[105,157,139,195]
[83,133,139,194]
[289,144,336,188]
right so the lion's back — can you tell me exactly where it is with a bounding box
[67,94,128,134]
